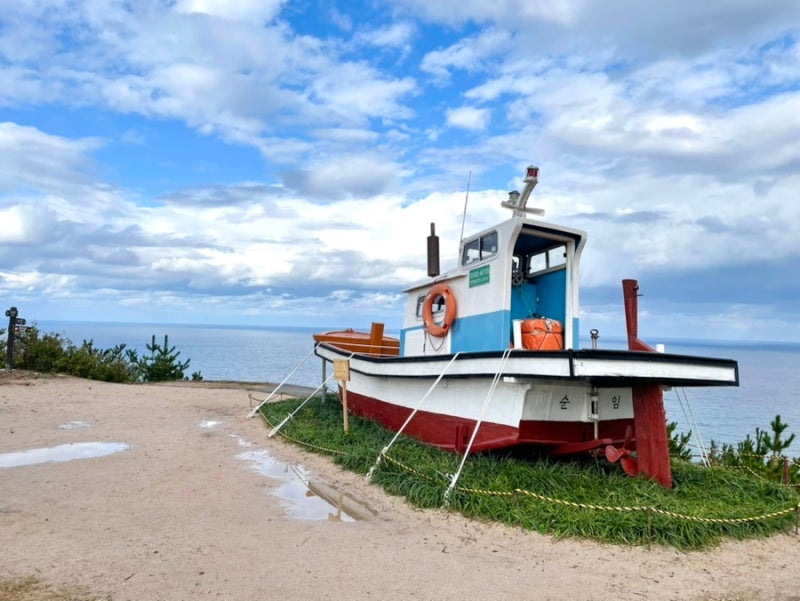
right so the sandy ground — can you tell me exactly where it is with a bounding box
[1,372,799,601]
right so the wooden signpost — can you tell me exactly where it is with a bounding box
[333,359,350,433]
[5,306,23,370]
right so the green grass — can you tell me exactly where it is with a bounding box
[0,575,110,601]
[260,396,799,550]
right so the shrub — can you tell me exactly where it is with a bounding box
[667,420,693,461]
[54,340,141,383]
[137,334,191,382]
[11,326,68,372]
[707,414,800,485]
[2,323,197,383]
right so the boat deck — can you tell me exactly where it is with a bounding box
[315,342,739,387]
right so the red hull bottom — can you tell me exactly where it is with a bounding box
[344,389,635,455]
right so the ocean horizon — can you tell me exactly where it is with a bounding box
[17,319,800,458]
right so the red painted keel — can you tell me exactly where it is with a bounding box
[622,279,673,488]
[631,384,672,488]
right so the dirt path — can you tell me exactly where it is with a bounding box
[1,373,798,601]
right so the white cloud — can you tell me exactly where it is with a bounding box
[0,66,56,105]
[311,128,380,144]
[174,0,287,23]
[0,205,27,244]
[400,0,800,58]
[2,0,800,340]
[395,0,583,27]
[329,7,354,32]
[0,123,102,195]
[446,106,490,130]
[357,22,415,50]
[0,204,58,245]
[0,2,418,154]
[309,63,417,123]
[279,154,402,199]
[420,29,512,80]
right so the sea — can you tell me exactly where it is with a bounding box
[31,320,800,458]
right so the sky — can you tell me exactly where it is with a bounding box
[1,0,799,342]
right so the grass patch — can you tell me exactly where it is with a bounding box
[0,575,109,601]
[261,396,799,550]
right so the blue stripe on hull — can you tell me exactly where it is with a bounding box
[402,310,579,353]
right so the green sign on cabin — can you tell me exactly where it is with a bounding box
[469,264,490,287]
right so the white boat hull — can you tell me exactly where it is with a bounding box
[316,343,737,453]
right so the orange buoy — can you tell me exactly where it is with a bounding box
[422,283,456,337]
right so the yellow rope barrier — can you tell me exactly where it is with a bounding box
[454,486,515,498]
[381,453,439,482]
[380,451,799,526]
[648,505,798,525]
[513,488,647,513]
[255,405,800,530]
[257,411,345,456]
[384,453,799,526]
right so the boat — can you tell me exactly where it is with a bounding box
[312,166,739,488]
[313,324,399,356]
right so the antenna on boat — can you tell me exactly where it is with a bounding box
[501,165,545,217]
[459,170,472,243]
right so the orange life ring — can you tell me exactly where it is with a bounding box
[422,283,457,337]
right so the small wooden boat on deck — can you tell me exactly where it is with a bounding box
[313,166,739,488]
[314,324,399,357]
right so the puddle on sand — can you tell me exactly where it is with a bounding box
[237,449,376,522]
[0,442,130,469]
[230,434,253,448]
[58,421,90,430]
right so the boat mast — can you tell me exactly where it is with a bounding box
[501,165,545,217]
[459,170,472,243]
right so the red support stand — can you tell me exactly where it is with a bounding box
[623,279,673,489]
[632,384,673,489]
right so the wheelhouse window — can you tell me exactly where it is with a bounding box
[526,244,567,276]
[462,231,498,266]
[416,293,445,318]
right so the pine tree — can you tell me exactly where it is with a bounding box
[139,334,190,382]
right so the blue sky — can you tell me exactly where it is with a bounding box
[1,0,799,342]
